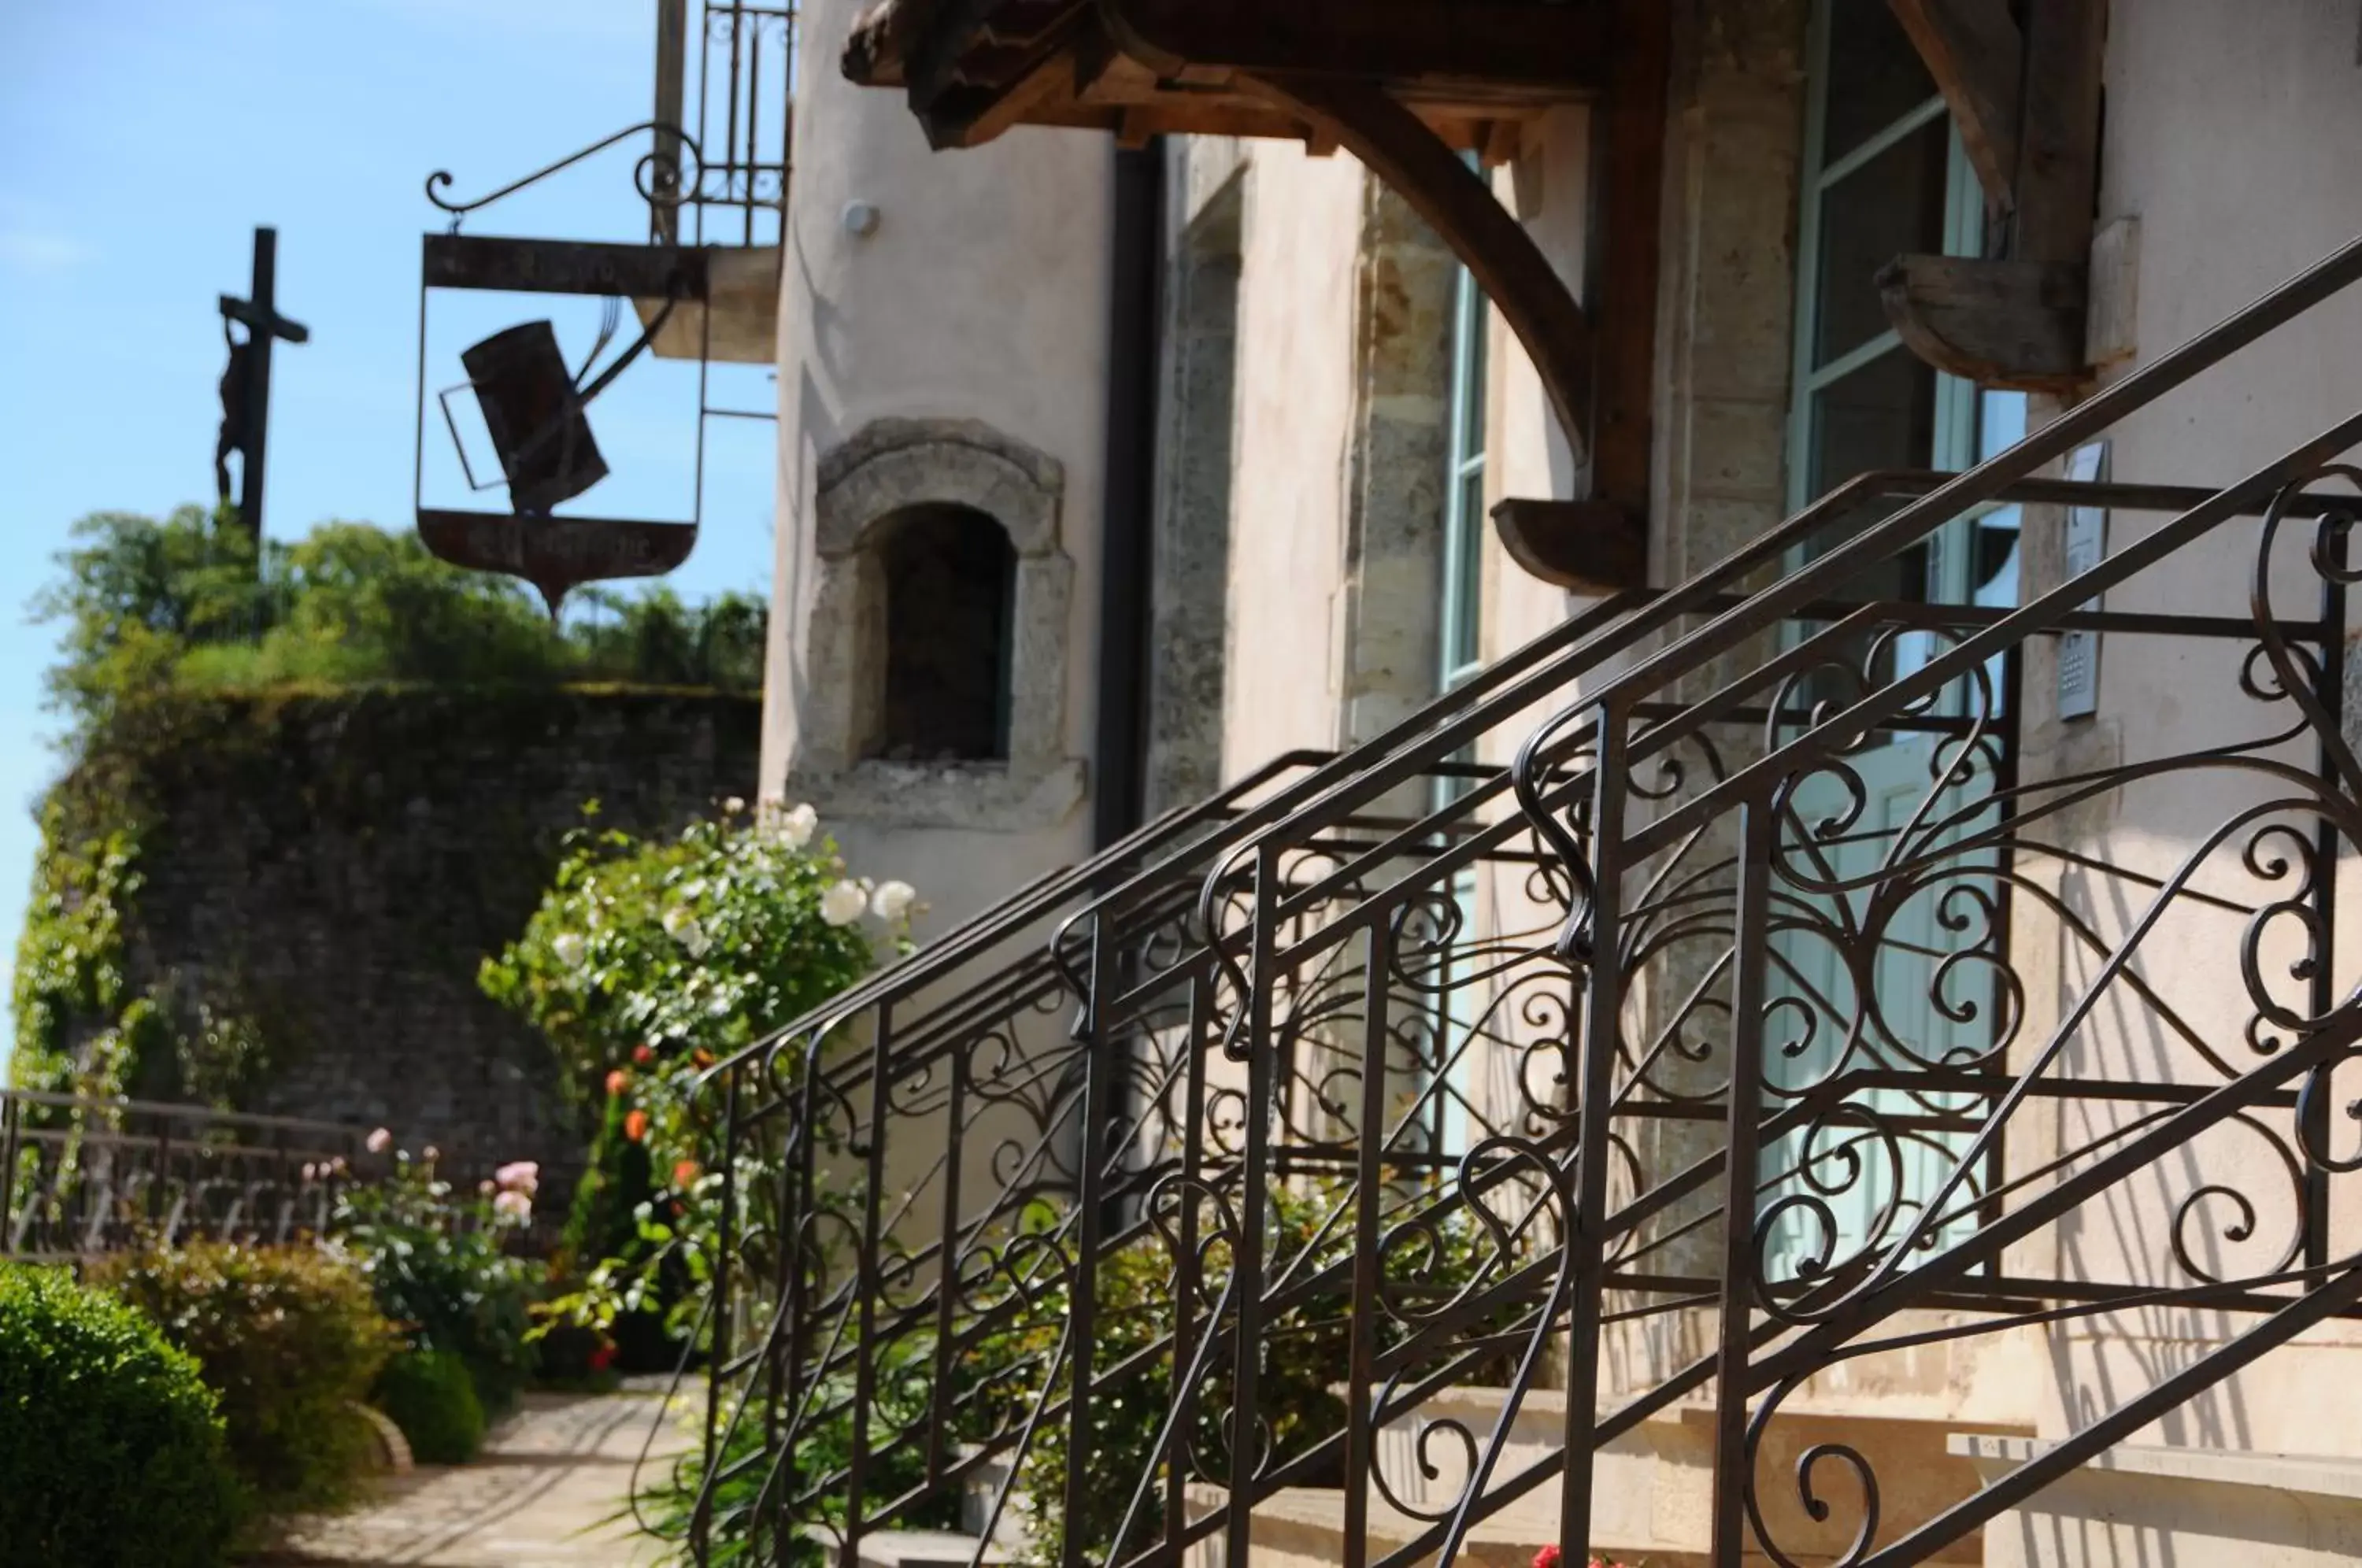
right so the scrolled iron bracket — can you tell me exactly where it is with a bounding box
[424,120,709,232]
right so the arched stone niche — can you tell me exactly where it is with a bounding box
[798,417,1085,829]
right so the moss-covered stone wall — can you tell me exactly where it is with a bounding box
[15,686,761,1192]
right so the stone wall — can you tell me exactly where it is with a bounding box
[88,686,761,1198]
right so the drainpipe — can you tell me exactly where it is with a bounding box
[1090,142,1164,853]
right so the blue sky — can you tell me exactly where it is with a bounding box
[1,1,781,1065]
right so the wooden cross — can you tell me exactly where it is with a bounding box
[216,226,309,545]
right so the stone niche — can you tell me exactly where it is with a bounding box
[798,417,1087,830]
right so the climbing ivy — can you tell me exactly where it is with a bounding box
[10,804,144,1096]
[9,799,274,1104]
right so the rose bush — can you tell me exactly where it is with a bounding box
[334,1141,539,1418]
[479,798,911,1104]
[481,797,916,1350]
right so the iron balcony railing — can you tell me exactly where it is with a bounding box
[679,228,2362,1568]
[2,1091,372,1261]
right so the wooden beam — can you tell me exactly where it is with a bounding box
[1491,500,1649,596]
[1886,0,2022,215]
[1105,0,1607,95]
[1235,72,1594,462]
[1587,0,1669,533]
[905,0,1079,139]
[2016,0,2107,264]
[1878,254,2087,392]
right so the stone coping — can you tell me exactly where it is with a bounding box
[822,1529,1013,1568]
[1949,1433,2362,1501]
[1183,1483,1560,1551]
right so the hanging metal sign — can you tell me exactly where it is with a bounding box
[410,124,719,617]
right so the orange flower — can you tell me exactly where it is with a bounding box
[634,1042,657,1066]
[606,1068,629,1096]
[624,1109,650,1143]
[673,1159,700,1188]
[692,1048,714,1069]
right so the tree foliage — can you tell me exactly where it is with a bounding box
[31,505,766,755]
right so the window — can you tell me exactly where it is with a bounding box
[804,418,1078,828]
[1431,251,1490,1159]
[1766,0,2029,1278]
[872,504,1016,763]
[1438,260,1490,709]
[1787,0,2028,579]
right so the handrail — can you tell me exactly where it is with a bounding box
[0,1089,368,1143]
[1525,229,2362,766]
[1183,468,2347,972]
[699,748,1332,1079]
[719,428,2362,1089]
[706,229,2362,1568]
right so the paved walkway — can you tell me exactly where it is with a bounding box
[254,1389,697,1567]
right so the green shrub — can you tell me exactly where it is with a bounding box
[633,1386,956,1568]
[535,1321,621,1391]
[957,1182,1520,1567]
[91,1241,397,1512]
[373,1349,486,1464]
[0,1264,243,1567]
[479,806,890,1107]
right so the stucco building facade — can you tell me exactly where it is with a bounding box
[742,2,2362,1563]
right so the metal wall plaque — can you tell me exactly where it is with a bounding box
[2058,440,2108,720]
[420,235,708,300]
[416,508,697,619]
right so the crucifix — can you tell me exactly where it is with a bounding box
[216,226,310,546]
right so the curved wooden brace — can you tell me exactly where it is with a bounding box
[1878,253,2089,394]
[1222,71,1596,463]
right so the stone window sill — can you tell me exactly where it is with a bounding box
[787,756,1088,832]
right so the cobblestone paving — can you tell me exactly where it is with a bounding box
[254,1390,695,1567]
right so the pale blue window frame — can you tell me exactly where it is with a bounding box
[1431,246,1489,1160]
[1784,0,2027,660]
[1769,0,2027,1272]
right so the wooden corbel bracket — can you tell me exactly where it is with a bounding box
[1492,499,1649,596]
[1238,72,1652,595]
[1881,0,2107,390]
[1092,0,1660,594]
[1879,254,2090,394]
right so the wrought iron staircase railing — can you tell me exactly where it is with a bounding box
[686,228,2362,1568]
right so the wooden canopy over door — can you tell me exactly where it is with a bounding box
[843,0,1672,594]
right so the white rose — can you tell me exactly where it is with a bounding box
[722,796,746,815]
[779,802,818,849]
[871,880,917,923]
[820,879,868,926]
[664,906,712,956]
[552,931,588,969]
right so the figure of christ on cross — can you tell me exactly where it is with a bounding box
[216,226,309,547]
